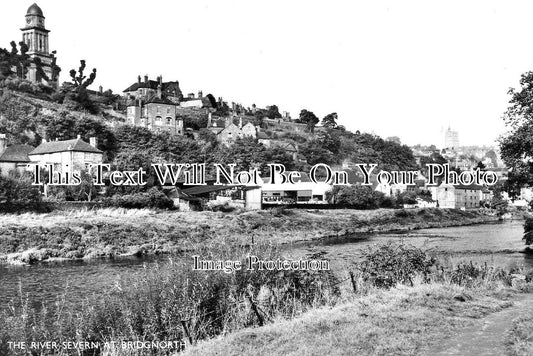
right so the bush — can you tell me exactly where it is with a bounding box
[0,174,51,212]
[103,187,174,209]
[330,185,386,209]
[358,242,435,288]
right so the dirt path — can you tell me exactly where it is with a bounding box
[424,294,533,356]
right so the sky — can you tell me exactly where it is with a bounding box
[2,0,532,147]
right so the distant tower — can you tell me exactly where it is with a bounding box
[444,126,460,150]
[21,3,55,85]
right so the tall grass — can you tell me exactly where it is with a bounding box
[0,242,340,355]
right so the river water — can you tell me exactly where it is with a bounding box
[0,220,531,309]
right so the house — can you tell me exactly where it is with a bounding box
[215,117,257,146]
[125,77,184,135]
[0,134,34,177]
[435,183,483,209]
[28,136,103,174]
[179,91,217,109]
[123,75,182,104]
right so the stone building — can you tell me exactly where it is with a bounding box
[125,76,184,135]
[434,183,482,209]
[20,3,59,86]
[28,136,103,174]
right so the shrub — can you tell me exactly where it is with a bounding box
[103,187,174,209]
[358,242,435,288]
[0,174,51,212]
[449,261,509,287]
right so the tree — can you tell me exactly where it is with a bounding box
[322,112,338,129]
[298,109,319,132]
[266,105,282,120]
[69,60,96,89]
[328,185,385,209]
[500,71,533,201]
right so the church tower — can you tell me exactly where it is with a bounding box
[20,3,57,86]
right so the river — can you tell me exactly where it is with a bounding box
[0,220,531,309]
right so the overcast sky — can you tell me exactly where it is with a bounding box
[2,0,531,147]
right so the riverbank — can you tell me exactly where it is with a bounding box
[0,207,500,264]
[181,284,533,356]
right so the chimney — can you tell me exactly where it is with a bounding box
[207,112,212,127]
[90,137,98,148]
[137,75,141,83]
[0,134,6,154]
[144,75,148,83]
[198,90,203,98]
[188,93,195,99]
[157,83,162,99]
[159,75,163,85]
[99,85,103,94]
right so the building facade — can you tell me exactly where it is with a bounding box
[435,183,482,209]
[125,76,184,135]
[28,136,103,175]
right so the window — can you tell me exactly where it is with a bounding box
[155,116,162,125]
[157,106,161,113]
[166,117,172,125]
[167,107,171,114]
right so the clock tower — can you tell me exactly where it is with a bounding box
[20,3,57,86]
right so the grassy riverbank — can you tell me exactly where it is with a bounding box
[0,207,499,264]
[1,241,532,356]
[182,284,530,356]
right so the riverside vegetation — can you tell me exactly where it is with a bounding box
[0,207,499,264]
[0,242,532,356]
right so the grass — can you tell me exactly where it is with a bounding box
[182,282,519,356]
[0,207,498,264]
[506,311,533,356]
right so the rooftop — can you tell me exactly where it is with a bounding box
[0,144,34,162]
[29,138,102,155]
